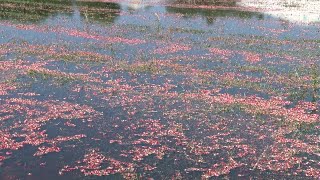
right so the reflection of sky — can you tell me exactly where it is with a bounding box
[121,0,158,9]
[238,0,320,24]
[122,0,320,24]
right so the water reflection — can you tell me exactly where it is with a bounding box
[166,7,263,25]
[0,0,259,26]
[0,0,69,22]
[120,0,237,10]
[238,0,320,24]
[1,0,318,25]
[0,0,121,24]
[171,0,237,6]
[0,1,319,180]
[121,0,150,10]
[121,0,320,24]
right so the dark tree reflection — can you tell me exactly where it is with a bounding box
[166,7,263,25]
[0,0,121,24]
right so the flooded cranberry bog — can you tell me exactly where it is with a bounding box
[0,0,319,179]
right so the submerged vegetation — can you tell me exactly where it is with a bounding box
[0,0,319,179]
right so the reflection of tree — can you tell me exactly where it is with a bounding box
[0,0,72,22]
[77,1,121,25]
[170,0,237,6]
[166,7,263,25]
[0,0,121,24]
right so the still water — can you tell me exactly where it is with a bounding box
[0,0,319,179]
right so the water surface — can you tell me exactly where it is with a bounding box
[0,0,319,179]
